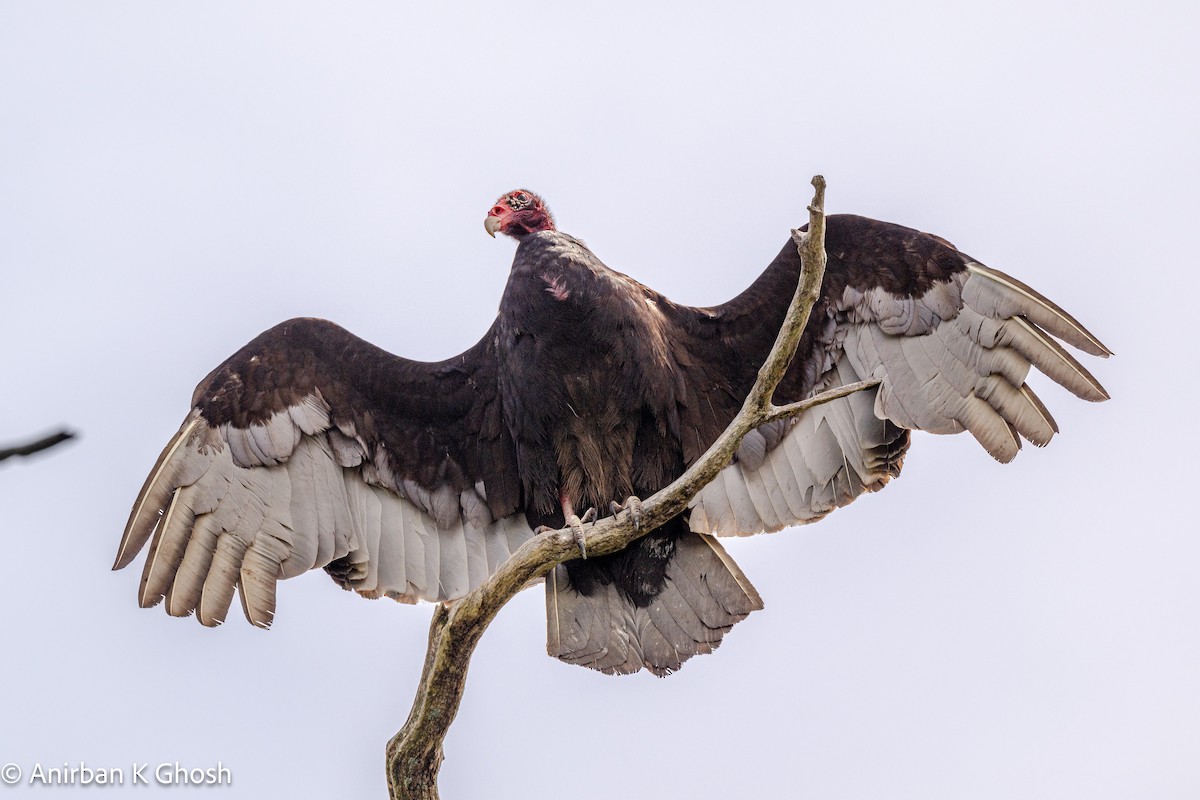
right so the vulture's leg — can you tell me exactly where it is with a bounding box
[609,496,643,532]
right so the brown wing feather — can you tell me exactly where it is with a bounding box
[116,317,532,628]
[190,317,520,516]
[657,215,1110,536]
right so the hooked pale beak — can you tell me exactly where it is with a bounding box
[484,215,503,238]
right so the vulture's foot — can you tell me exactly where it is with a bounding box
[609,495,644,532]
[535,508,595,560]
[569,507,596,559]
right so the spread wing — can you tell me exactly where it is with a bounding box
[660,214,1111,536]
[115,317,534,628]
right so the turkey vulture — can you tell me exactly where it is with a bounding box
[115,189,1110,676]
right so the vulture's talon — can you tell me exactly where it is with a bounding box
[611,495,644,531]
[564,514,589,559]
[539,517,590,559]
[579,507,597,524]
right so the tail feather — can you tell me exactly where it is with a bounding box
[546,532,763,676]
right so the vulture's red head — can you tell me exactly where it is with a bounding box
[485,189,556,239]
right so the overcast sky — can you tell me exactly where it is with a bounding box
[2,1,1197,798]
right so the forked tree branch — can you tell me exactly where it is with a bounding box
[385,176,879,799]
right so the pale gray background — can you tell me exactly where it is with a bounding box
[2,2,1197,797]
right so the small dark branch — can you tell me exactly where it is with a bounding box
[0,429,77,464]
[385,176,870,800]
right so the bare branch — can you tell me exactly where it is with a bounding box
[385,176,875,799]
[765,379,881,425]
[0,429,77,464]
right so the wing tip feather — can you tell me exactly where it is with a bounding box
[965,262,1113,357]
[115,417,203,570]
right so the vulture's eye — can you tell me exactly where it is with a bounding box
[515,192,531,206]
